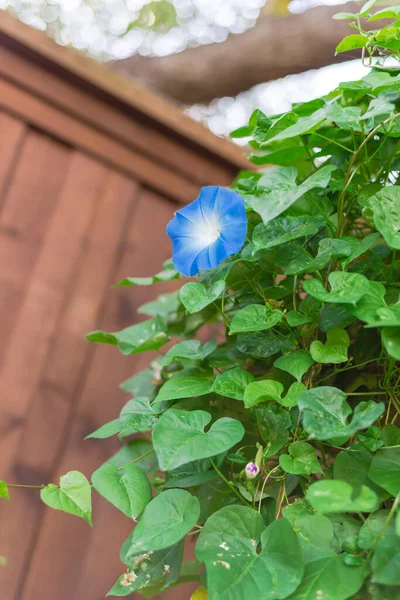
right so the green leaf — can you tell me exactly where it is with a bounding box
[252,110,272,143]
[369,448,400,496]
[364,187,400,249]
[229,304,283,334]
[307,480,379,513]
[381,327,400,360]
[92,463,151,518]
[358,510,395,550]
[0,481,9,500]
[286,311,312,327]
[153,368,214,404]
[264,111,327,144]
[251,147,307,167]
[371,536,400,586]
[138,291,180,318]
[257,405,291,455]
[180,281,225,314]
[303,272,370,305]
[212,367,255,401]
[243,380,284,408]
[40,471,92,525]
[287,555,365,600]
[106,439,156,473]
[152,409,244,471]
[336,34,368,53]
[298,386,385,441]
[284,238,354,276]
[274,350,314,382]
[86,317,169,355]
[195,506,304,600]
[126,490,200,556]
[119,397,160,436]
[279,442,321,475]
[116,261,179,286]
[369,5,400,20]
[160,340,217,366]
[108,542,183,596]
[346,281,387,324]
[85,419,121,440]
[248,165,336,225]
[237,330,294,358]
[310,328,350,364]
[333,449,386,499]
[252,214,325,251]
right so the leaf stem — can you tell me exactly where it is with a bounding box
[210,458,252,508]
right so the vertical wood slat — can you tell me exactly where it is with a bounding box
[0,169,138,600]
[20,191,180,600]
[0,129,70,367]
[0,112,26,206]
[0,152,107,480]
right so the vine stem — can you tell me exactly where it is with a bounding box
[3,449,157,491]
[336,111,400,237]
[367,492,400,561]
[210,458,252,508]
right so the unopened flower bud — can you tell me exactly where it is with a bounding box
[245,462,260,480]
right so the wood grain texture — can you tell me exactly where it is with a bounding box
[0,47,236,187]
[0,112,26,206]
[19,190,181,600]
[0,78,200,204]
[0,11,250,170]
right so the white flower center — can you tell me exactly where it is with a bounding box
[201,220,221,245]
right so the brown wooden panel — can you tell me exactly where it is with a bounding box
[0,170,137,600]
[0,128,70,366]
[0,78,200,204]
[0,152,106,481]
[0,112,26,205]
[0,11,250,171]
[0,48,236,186]
[19,190,180,600]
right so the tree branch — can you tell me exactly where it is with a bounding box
[111,4,373,104]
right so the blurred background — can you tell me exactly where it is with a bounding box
[0,0,373,598]
[2,0,367,137]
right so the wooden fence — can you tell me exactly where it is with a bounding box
[0,11,249,599]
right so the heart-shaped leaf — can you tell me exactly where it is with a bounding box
[274,350,314,381]
[252,214,325,251]
[40,471,92,525]
[153,369,214,405]
[153,409,244,471]
[381,326,400,361]
[248,165,335,224]
[126,489,200,556]
[307,480,379,513]
[279,441,321,475]
[160,340,217,366]
[369,448,400,497]
[256,405,291,455]
[86,316,169,355]
[196,506,304,600]
[364,187,400,250]
[212,367,255,401]
[244,380,284,408]
[298,386,385,441]
[92,463,151,518]
[244,380,306,408]
[180,281,225,313]
[310,328,350,364]
[229,304,283,334]
[116,261,179,286]
[303,272,369,305]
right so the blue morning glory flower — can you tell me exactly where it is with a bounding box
[166,186,247,277]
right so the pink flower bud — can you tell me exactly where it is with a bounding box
[245,462,260,479]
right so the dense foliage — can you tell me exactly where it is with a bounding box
[3,3,400,599]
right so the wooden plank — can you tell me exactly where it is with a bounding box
[0,77,200,204]
[0,171,137,600]
[0,11,250,171]
[0,48,236,186]
[0,152,106,480]
[20,189,179,600]
[0,112,26,206]
[0,129,70,367]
